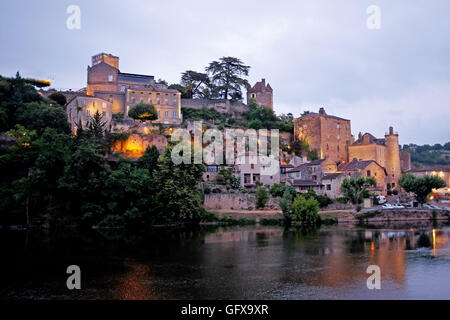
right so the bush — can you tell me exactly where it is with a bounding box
[48,92,67,106]
[128,103,157,121]
[315,194,333,208]
[392,189,399,195]
[291,195,320,225]
[255,187,269,209]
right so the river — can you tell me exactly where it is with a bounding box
[1,221,450,300]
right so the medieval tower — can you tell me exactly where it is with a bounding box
[385,126,402,189]
[247,78,273,109]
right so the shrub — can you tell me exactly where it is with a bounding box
[291,195,320,225]
[255,187,269,209]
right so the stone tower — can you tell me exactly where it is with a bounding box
[247,78,273,109]
[385,126,402,189]
[91,53,119,69]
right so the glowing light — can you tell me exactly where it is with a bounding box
[432,229,436,250]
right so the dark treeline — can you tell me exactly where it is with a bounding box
[0,73,206,229]
[402,143,450,166]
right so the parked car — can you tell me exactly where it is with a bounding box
[430,205,443,210]
[443,207,450,212]
[393,204,405,209]
[382,203,394,209]
[377,195,387,204]
[423,204,433,209]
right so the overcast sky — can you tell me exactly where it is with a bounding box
[1,0,449,145]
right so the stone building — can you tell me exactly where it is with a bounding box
[235,152,280,187]
[349,127,405,190]
[293,108,352,163]
[337,159,388,195]
[66,94,112,134]
[408,165,450,189]
[247,78,273,109]
[86,53,181,125]
[322,173,346,199]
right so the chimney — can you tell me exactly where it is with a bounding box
[389,126,394,135]
[358,132,362,140]
[261,78,266,86]
[319,107,326,115]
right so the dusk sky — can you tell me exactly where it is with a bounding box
[1,0,449,145]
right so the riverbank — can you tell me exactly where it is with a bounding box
[210,208,450,224]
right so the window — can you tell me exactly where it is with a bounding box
[157,99,160,104]
[327,184,331,191]
[86,110,90,116]
[165,111,169,118]
[367,170,371,177]
[244,174,251,184]
[173,111,177,118]
[102,102,106,108]
[108,75,113,82]
[392,183,395,188]
[158,110,160,118]
[251,93,256,98]
[81,100,87,106]
[253,174,260,183]
[120,86,126,92]
[164,99,168,105]
[173,99,177,106]
[207,166,218,172]
[149,99,152,104]
[251,164,255,169]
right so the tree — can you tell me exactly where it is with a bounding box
[137,146,160,172]
[340,176,377,204]
[255,187,269,209]
[128,103,157,121]
[153,142,206,223]
[399,173,446,204]
[181,71,210,98]
[291,195,320,225]
[48,92,67,106]
[206,57,250,100]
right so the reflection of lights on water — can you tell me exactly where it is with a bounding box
[371,242,375,251]
[432,229,436,250]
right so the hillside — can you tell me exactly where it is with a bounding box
[402,143,450,166]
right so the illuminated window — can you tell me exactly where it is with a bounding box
[108,75,113,82]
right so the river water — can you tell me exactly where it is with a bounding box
[1,221,450,300]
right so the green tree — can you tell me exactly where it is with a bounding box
[255,187,269,209]
[206,57,250,100]
[48,92,67,106]
[291,195,320,225]
[137,146,160,172]
[128,103,158,121]
[181,70,210,98]
[399,173,446,204]
[340,176,376,204]
[153,142,206,223]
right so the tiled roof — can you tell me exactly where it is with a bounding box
[295,108,346,121]
[248,79,273,93]
[292,180,323,187]
[286,159,325,173]
[338,158,386,174]
[352,133,386,146]
[322,173,344,180]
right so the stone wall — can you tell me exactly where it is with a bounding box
[203,193,280,210]
[181,99,249,120]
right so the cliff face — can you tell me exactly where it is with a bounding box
[111,134,167,158]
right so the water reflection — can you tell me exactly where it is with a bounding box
[1,222,450,300]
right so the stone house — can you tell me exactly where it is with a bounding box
[293,108,352,163]
[235,152,280,187]
[66,95,112,134]
[321,173,346,199]
[337,159,388,195]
